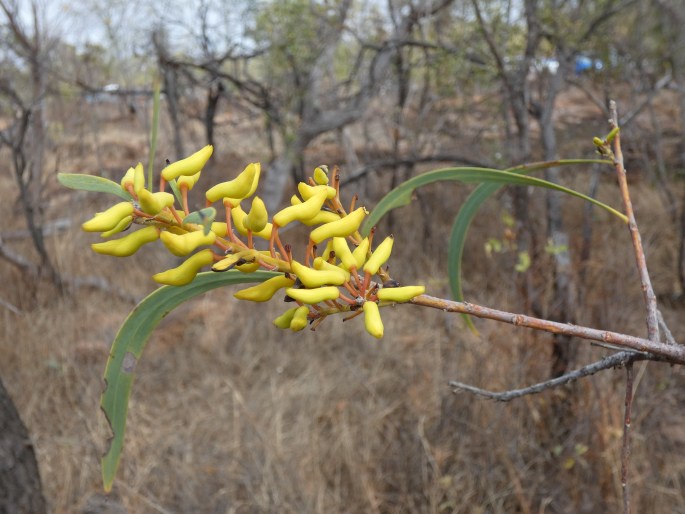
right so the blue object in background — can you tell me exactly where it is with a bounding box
[575,55,603,75]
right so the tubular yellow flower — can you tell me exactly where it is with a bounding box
[273,307,299,329]
[233,274,295,302]
[224,162,260,205]
[309,207,368,244]
[159,230,216,257]
[291,260,347,288]
[285,286,340,304]
[161,145,213,181]
[303,211,340,226]
[289,305,311,332]
[297,182,336,201]
[138,189,175,215]
[91,226,159,257]
[205,163,258,203]
[177,170,201,191]
[313,165,329,185]
[332,237,356,270]
[320,240,335,261]
[212,251,251,272]
[210,222,228,237]
[272,189,327,227]
[363,301,384,339]
[352,237,370,269]
[152,249,214,286]
[82,202,135,232]
[288,196,340,226]
[244,196,268,233]
[312,257,351,281]
[230,204,273,239]
[377,285,425,302]
[120,166,136,191]
[100,215,132,238]
[133,162,145,194]
[363,235,394,275]
[236,261,261,272]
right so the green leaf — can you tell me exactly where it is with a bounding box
[100,270,279,492]
[361,161,625,236]
[168,178,183,205]
[446,159,614,332]
[184,207,217,235]
[360,159,618,334]
[58,173,133,201]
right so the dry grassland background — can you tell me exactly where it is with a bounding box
[2,90,685,513]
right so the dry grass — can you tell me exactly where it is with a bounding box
[2,92,685,514]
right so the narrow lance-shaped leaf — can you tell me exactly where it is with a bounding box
[58,173,133,201]
[100,270,279,492]
[361,163,625,235]
[447,160,613,333]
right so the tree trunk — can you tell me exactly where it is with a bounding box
[0,376,47,514]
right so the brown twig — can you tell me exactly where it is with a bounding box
[410,295,685,364]
[621,362,634,514]
[609,101,659,343]
[450,351,643,401]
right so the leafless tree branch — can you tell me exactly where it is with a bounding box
[450,351,644,401]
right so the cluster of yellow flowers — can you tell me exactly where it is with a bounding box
[81,145,425,338]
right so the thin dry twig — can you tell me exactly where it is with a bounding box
[657,310,676,346]
[450,351,644,401]
[609,101,659,343]
[621,363,635,514]
[410,295,685,364]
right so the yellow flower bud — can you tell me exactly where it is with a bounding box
[210,222,228,237]
[152,249,214,286]
[159,229,216,256]
[82,202,134,232]
[273,307,299,329]
[377,285,425,303]
[223,162,260,205]
[312,257,351,281]
[236,261,261,273]
[309,207,368,244]
[320,240,335,261]
[272,189,327,227]
[332,237,356,270]
[313,165,329,185]
[291,260,347,288]
[363,235,394,275]
[288,196,340,226]
[177,170,201,191]
[234,274,295,302]
[230,204,273,240]
[100,215,132,238]
[303,210,341,226]
[133,162,145,194]
[120,167,136,192]
[212,251,250,272]
[363,301,384,339]
[285,286,340,304]
[161,145,213,181]
[243,196,268,233]
[138,189,175,215]
[352,237,370,269]
[289,305,311,332]
[297,182,336,201]
[205,163,258,203]
[91,226,159,257]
